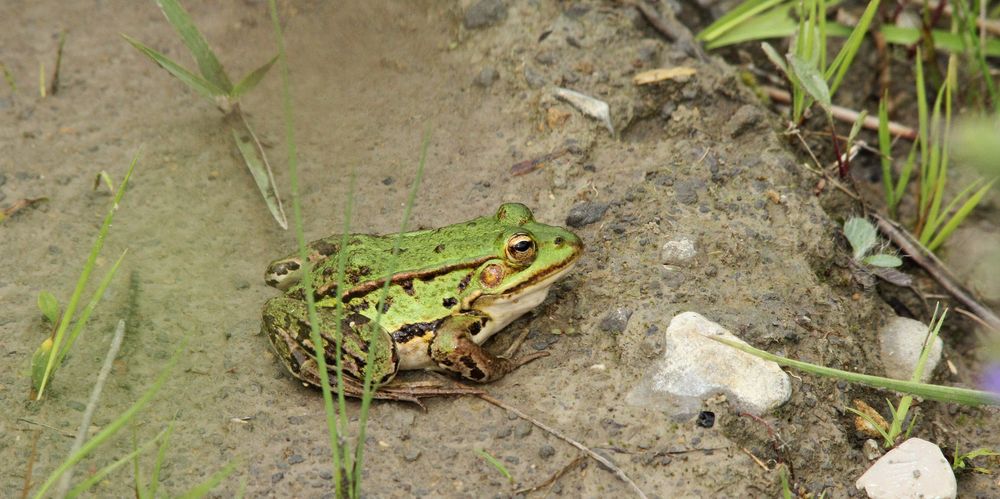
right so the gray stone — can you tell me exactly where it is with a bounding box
[661,237,697,265]
[565,202,608,227]
[539,444,556,459]
[674,180,699,205]
[524,66,546,88]
[464,0,507,29]
[856,438,956,499]
[879,316,942,383]
[404,449,421,462]
[474,67,498,87]
[599,308,632,333]
[625,312,791,417]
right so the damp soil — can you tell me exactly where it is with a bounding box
[2,1,998,497]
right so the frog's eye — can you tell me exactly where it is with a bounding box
[505,234,536,264]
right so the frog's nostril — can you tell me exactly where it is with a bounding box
[554,236,564,245]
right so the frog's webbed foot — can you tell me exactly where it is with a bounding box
[430,315,551,383]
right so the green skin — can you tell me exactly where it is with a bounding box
[262,203,583,395]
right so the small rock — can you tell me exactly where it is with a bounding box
[565,202,608,227]
[463,0,507,29]
[674,180,700,205]
[271,472,285,484]
[862,439,882,461]
[661,237,697,265]
[404,449,421,462]
[514,421,532,438]
[599,308,632,333]
[625,312,792,416]
[856,438,956,499]
[539,444,556,459]
[494,426,512,439]
[726,104,764,138]
[474,67,498,87]
[524,66,546,88]
[288,454,305,465]
[382,176,395,186]
[696,411,715,428]
[879,316,942,382]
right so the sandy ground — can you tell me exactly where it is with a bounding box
[2,1,997,497]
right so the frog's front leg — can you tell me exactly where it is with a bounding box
[429,314,549,383]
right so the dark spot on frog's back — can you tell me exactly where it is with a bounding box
[434,243,445,253]
[442,297,457,308]
[399,279,415,296]
[457,271,473,292]
[311,240,338,256]
[460,356,486,381]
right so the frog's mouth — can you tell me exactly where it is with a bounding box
[470,259,579,343]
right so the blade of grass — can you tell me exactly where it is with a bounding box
[32,341,185,499]
[231,55,277,99]
[707,335,999,406]
[154,0,233,92]
[148,421,176,498]
[56,249,128,365]
[926,179,995,250]
[232,126,288,229]
[894,138,919,204]
[825,0,880,95]
[476,449,513,482]
[267,1,345,495]
[122,34,226,100]
[878,94,896,213]
[697,0,786,43]
[354,130,431,496]
[704,4,796,49]
[65,428,169,498]
[35,150,139,399]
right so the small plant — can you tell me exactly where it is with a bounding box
[32,153,137,400]
[952,446,999,474]
[476,449,514,483]
[843,217,901,268]
[125,0,286,228]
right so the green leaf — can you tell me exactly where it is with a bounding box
[231,127,288,229]
[475,449,513,482]
[844,217,877,259]
[825,0,880,95]
[697,0,786,42]
[30,338,54,397]
[704,4,796,49]
[927,179,996,251]
[231,55,277,99]
[864,253,902,268]
[760,42,790,78]
[37,291,60,324]
[155,0,233,92]
[789,53,831,113]
[878,94,896,214]
[122,34,227,101]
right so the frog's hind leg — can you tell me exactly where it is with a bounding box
[430,314,549,383]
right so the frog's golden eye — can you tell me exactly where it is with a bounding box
[505,234,536,264]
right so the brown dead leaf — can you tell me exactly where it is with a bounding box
[1,198,48,222]
[633,67,697,85]
[853,399,889,438]
[546,107,571,129]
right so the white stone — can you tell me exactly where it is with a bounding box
[879,316,942,383]
[625,312,792,417]
[856,438,957,499]
[660,237,697,265]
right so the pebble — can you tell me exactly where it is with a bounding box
[404,449,421,462]
[878,316,942,382]
[674,180,700,205]
[855,438,956,499]
[661,237,697,265]
[474,67,498,87]
[565,201,609,227]
[625,312,792,417]
[463,0,507,29]
[288,454,304,465]
[494,426,512,439]
[599,307,632,333]
[524,66,546,89]
[539,444,556,459]
[514,421,532,438]
[271,472,285,484]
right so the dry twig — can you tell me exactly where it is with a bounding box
[764,86,917,140]
[514,455,586,495]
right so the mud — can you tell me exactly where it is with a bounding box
[2,1,997,497]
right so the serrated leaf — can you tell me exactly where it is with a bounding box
[123,34,227,101]
[37,291,60,324]
[864,253,902,268]
[155,0,233,92]
[789,53,831,113]
[231,55,277,99]
[844,217,877,259]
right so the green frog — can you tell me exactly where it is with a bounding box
[262,203,583,402]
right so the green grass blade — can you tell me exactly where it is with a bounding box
[65,428,169,498]
[354,130,431,496]
[32,342,185,499]
[704,5,797,49]
[154,0,233,92]
[231,55,277,99]
[926,179,995,251]
[476,449,513,482]
[707,335,999,406]
[148,421,176,498]
[789,53,831,113]
[825,0,880,95]
[879,25,1000,56]
[56,249,128,366]
[697,0,786,42]
[894,138,919,203]
[920,76,951,244]
[915,48,930,223]
[122,34,226,100]
[231,127,288,229]
[761,42,790,77]
[37,291,60,324]
[35,151,138,399]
